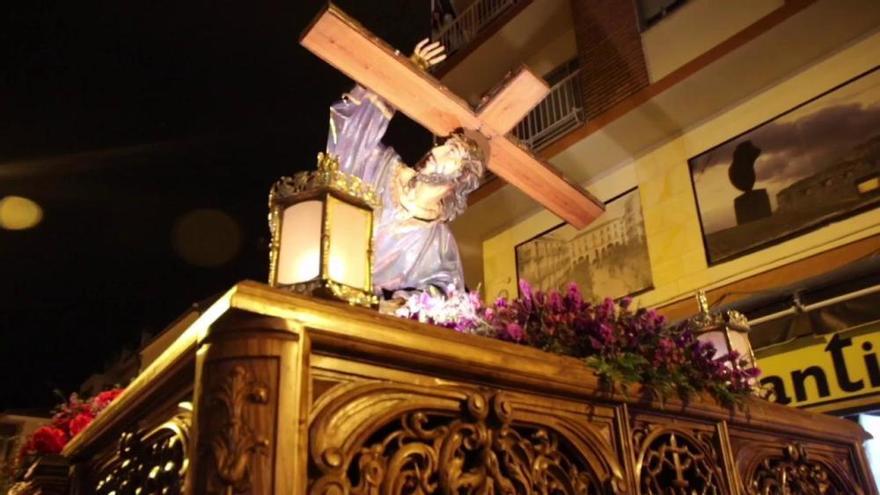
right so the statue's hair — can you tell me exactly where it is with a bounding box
[437,130,485,221]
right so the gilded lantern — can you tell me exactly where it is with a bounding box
[268,152,379,307]
[691,290,758,370]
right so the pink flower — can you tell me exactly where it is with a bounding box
[518,279,533,300]
[389,277,757,404]
[501,322,525,342]
[548,291,563,312]
[566,283,584,309]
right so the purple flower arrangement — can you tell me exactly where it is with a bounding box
[395,280,761,405]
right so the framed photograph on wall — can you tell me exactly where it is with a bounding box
[514,188,653,301]
[689,66,880,265]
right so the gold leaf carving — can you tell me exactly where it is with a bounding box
[634,425,726,495]
[207,365,270,494]
[309,382,624,494]
[94,404,191,494]
[748,442,860,495]
[269,152,379,210]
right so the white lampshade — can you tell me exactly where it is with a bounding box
[325,195,371,290]
[277,200,323,285]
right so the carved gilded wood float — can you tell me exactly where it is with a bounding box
[56,281,876,494]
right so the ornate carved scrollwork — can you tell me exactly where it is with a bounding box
[309,382,624,494]
[93,403,191,495]
[206,365,270,494]
[634,425,726,495]
[748,443,859,495]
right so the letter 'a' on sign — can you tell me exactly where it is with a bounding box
[299,4,604,229]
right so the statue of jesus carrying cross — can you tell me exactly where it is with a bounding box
[327,40,485,296]
[302,5,604,298]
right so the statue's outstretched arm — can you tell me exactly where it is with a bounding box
[325,39,447,180]
[326,85,395,181]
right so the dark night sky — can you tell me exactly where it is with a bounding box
[0,0,431,410]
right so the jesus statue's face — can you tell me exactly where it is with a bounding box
[421,142,465,179]
[399,142,468,220]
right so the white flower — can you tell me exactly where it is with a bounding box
[392,287,484,333]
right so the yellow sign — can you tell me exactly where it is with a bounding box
[757,321,880,413]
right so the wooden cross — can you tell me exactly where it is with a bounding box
[300,4,604,228]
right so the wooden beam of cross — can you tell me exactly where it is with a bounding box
[300,4,604,228]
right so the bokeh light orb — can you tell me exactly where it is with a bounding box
[0,196,43,230]
[172,209,242,267]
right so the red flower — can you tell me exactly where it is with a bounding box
[90,388,124,412]
[68,412,95,437]
[27,426,68,455]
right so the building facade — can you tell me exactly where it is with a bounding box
[442,0,880,423]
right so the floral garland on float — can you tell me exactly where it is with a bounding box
[20,388,125,456]
[5,388,125,494]
[394,280,761,406]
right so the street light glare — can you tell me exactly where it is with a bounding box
[0,195,43,230]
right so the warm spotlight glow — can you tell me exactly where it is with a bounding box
[0,196,43,230]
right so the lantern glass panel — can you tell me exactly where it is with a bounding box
[327,195,371,290]
[698,330,730,357]
[727,329,753,364]
[277,200,323,285]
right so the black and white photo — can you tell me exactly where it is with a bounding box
[515,189,653,301]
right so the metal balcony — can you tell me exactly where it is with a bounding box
[433,0,523,55]
[513,69,585,151]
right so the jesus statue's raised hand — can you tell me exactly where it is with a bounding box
[410,39,447,71]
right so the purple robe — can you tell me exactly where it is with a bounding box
[327,85,465,294]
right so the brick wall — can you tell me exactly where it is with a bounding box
[569,0,649,120]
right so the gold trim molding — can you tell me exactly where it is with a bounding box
[269,152,379,209]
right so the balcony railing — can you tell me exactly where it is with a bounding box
[434,0,522,55]
[514,69,585,151]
